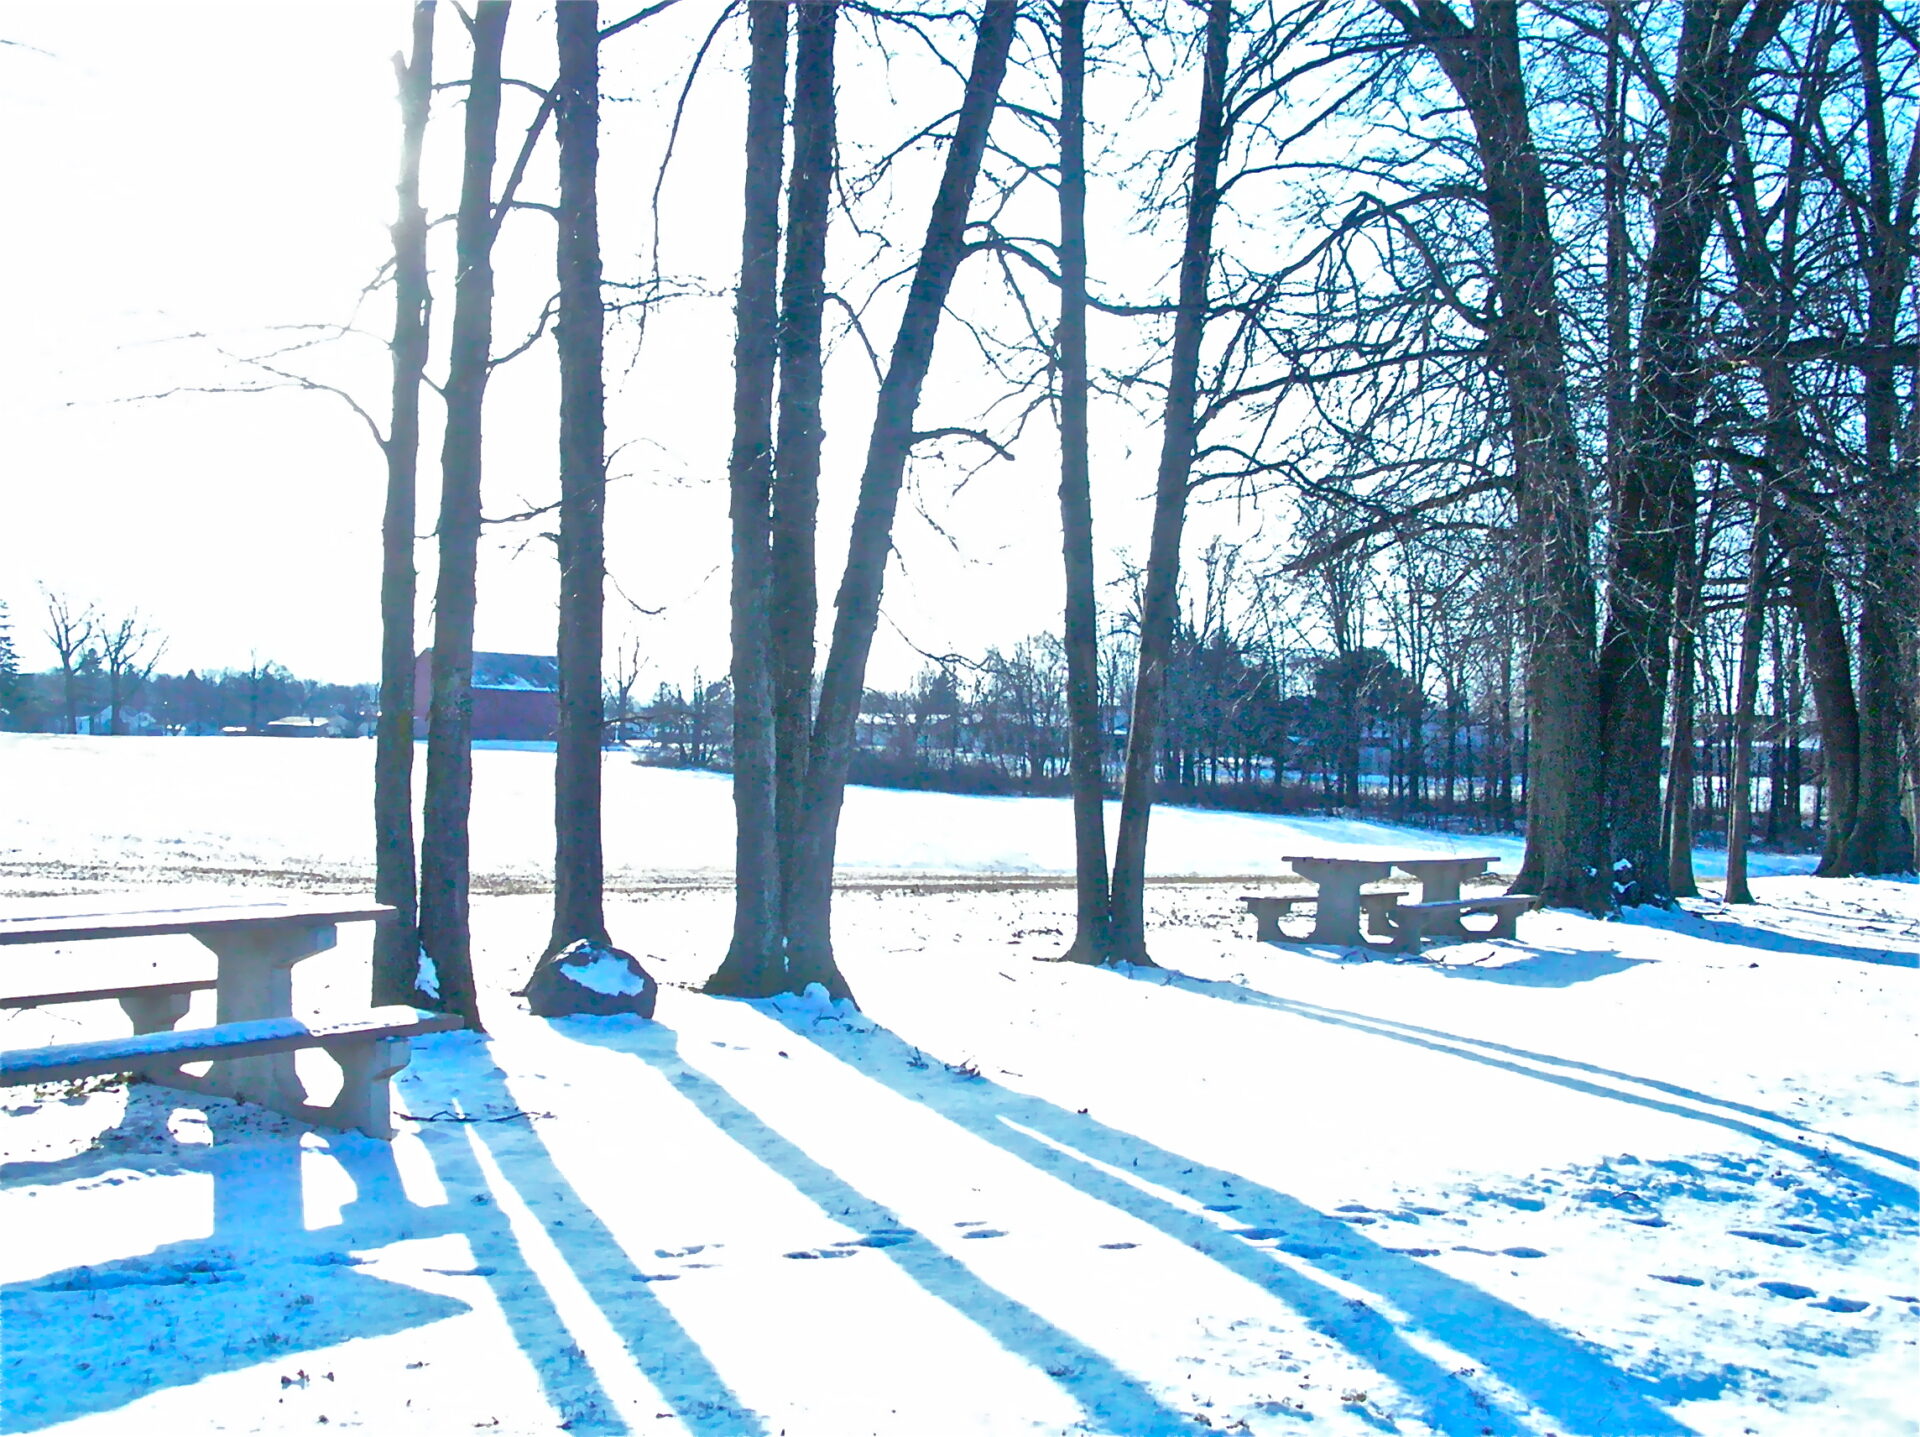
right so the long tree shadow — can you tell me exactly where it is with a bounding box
[1620,907,1919,968]
[756,1008,1711,1437]
[397,1032,768,1435]
[556,1015,1205,1437]
[1130,965,1920,1193]
[1,1086,476,1433]
[1415,947,1650,988]
[2,1035,758,1437]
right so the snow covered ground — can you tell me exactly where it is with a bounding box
[2,735,1913,1436]
[0,735,1815,892]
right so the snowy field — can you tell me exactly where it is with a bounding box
[1,734,1915,1436]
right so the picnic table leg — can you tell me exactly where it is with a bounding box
[119,990,192,1035]
[1418,876,1469,939]
[193,921,337,1110]
[1289,859,1393,946]
[322,1035,411,1140]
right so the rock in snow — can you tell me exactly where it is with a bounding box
[517,940,657,1019]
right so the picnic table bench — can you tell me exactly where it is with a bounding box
[0,899,458,1139]
[1242,854,1538,952]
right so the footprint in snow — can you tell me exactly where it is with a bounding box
[1389,1247,1440,1257]
[1810,1296,1869,1313]
[1759,1281,1817,1300]
[1780,1222,1828,1235]
[1501,1247,1546,1259]
[1202,1203,1241,1213]
[1625,1216,1669,1227]
[1651,1274,1704,1286]
[1099,1242,1138,1250]
[1404,1205,1447,1217]
[654,1245,706,1259]
[961,1229,1007,1240]
[1731,1229,1806,1248]
[1278,1241,1336,1259]
[836,1232,913,1249]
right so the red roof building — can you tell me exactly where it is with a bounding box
[413,651,559,742]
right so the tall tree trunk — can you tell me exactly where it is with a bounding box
[373,1,435,1006]
[1054,0,1112,964]
[1839,0,1919,874]
[1779,515,1862,871]
[1377,0,1604,910]
[1107,0,1231,965]
[785,0,1019,998]
[772,0,837,931]
[1664,504,1709,897]
[419,0,509,1030]
[708,0,788,997]
[1724,498,1772,904]
[1597,0,1790,905]
[549,0,612,957]
[1721,55,1860,875]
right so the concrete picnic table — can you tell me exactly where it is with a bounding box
[1390,855,1498,937]
[1281,854,1499,946]
[0,897,394,1114]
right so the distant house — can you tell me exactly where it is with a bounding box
[413,651,559,742]
[264,715,337,738]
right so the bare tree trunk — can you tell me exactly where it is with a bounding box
[1721,54,1861,875]
[1598,0,1790,904]
[1839,0,1919,874]
[549,0,612,958]
[772,0,836,935]
[1053,0,1111,965]
[785,0,1018,998]
[708,0,788,997]
[1377,0,1605,912]
[1664,506,1709,897]
[419,0,508,1030]
[1725,498,1772,903]
[41,590,95,736]
[373,1,435,1006]
[1108,0,1231,965]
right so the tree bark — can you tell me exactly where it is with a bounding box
[548,0,612,957]
[785,0,1018,998]
[418,0,508,1030]
[1779,518,1861,872]
[1108,0,1231,964]
[1664,507,1708,898]
[1053,0,1112,964]
[707,0,788,997]
[1724,498,1772,904]
[373,2,435,1006]
[1376,0,1606,912]
[1597,0,1790,905]
[1839,0,1919,874]
[772,0,837,932]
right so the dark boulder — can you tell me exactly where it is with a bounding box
[518,940,658,1019]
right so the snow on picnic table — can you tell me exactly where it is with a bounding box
[1,736,1909,1437]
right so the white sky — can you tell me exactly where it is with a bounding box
[0,2,1272,688]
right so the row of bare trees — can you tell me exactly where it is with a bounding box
[353,0,1910,1018]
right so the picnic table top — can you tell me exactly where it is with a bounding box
[0,899,396,948]
[1283,853,1498,867]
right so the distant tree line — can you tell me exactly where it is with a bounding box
[637,560,1830,856]
[0,585,374,737]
